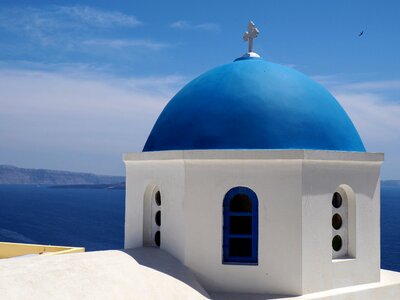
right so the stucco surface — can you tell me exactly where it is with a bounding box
[210,270,400,299]
[124,150,384,295]
[1,247,399,299]
[0,247,209,300]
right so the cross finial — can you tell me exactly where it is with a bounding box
[243,21,259,53]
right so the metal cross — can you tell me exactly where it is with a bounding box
[243,21,260,53]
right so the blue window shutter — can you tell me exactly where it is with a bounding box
[222,186,258,265]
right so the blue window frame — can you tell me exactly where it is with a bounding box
[223,186,258,264]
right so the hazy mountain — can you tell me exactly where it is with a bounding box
[382,180,400,187]
[50,182,126,190]
[0,165,124,185]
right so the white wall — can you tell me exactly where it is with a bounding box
[302,159,382,294]
[124,158,186,262]
[124,150,383,296]
[183,158,303,295]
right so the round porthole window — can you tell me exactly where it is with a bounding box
[332,213,342,230]
[155,191,161,206]
[332,235,342,252]
[155,231,160,247]
[155,211,161,226]
[332,192,342,208]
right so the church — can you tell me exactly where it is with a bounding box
[1,21,400,299]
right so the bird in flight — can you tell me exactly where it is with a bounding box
[358,30,364,37]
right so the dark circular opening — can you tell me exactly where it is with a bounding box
[332,213,343,230]
[332,235,342,252]
[155,231,160,247]
[155,211,161,226]
[155,191,161,206]
[332,192,343,208]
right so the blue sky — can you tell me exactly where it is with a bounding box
[0,1,399,178]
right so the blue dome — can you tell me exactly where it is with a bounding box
[143,57,365,152]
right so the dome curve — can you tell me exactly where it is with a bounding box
[143,58,365,152]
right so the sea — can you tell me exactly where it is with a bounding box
[0,185,124,251]
[0,184,399,272]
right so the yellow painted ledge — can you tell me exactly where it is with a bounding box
[0,242,84,258]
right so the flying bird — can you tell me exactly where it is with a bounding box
[358,30,364,37]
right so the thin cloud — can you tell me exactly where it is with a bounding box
[335,80,400,91]
[82,39,170,50]
[283,64,297,69]
[334,91,400,142]
[56,6,141,28]
[311,75,342,87]
[0,6,171,57]
[322,78,400,179]
[170,20,220,32]
[0,67,184,116]
[313,76,400,92]
[278,73,400,173]
[0,6,141,45]
[320,78,400,141]
[0,67,184,174]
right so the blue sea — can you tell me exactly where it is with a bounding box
[0,185,125,251]
[0,184,399,272]
[381,186,400,271]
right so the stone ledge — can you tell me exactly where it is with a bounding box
[124,150,383,163]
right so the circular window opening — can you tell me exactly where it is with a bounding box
[155,191,161,206]
[332,192,342,208]
[332,213,343,230]
[332,235,342,252]
[155,211,161,226]
[155,231,160,247]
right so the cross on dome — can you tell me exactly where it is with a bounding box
[243,21,260,54]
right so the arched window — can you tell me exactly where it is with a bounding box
[331,185,356,259]
[223,187,258,264]
[143,186,161,247]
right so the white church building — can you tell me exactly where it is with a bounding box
[123,21,399,298]
[1,22,400,299]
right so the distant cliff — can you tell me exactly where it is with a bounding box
[0,165,125,185]
[382,180,400,187]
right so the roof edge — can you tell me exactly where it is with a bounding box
[124,150,383,163]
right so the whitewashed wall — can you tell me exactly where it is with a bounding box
[124,150,383,296]
[302,158,382,294]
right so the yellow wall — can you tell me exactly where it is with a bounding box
[0,242,84,258]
